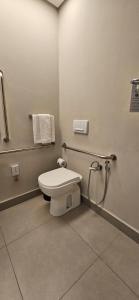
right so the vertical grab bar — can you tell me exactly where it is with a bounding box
[0,70,9,142]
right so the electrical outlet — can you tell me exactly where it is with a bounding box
[10,164,20,177]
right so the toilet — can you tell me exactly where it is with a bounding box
[38,167,82,216]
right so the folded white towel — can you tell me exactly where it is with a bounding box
[32,114,55,144]
[39,114,52,144]
[0,89,5,141]
[32,114,40,144]
[51,115,55,143]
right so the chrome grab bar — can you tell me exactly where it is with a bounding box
[0,70,9,142]
[130,79,139,85]
[0,143,55,155]
[62,143,117,161]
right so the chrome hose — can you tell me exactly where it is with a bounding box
[87,160,110,205]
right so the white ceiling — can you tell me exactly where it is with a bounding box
[47,0,65,8]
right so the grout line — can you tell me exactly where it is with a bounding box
[97,234,139,297]
[97,231,121,257]
[0,229,24,300]
[3,214,54,247]
[59,241,138,300]
[62,214,139,298]
[99,255,139,298]
[6,219,52,246]
[6,200,120,254]
[62,215,98,255]
[1,203,138,299]
[59,257,99,300]
[63,215,121,258]
[66,221,99,256]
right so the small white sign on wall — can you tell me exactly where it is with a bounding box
[73,120,89,135]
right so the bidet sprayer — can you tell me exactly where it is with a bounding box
[89,161,102,172]
[105,160,111,171]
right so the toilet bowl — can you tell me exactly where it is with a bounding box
[38,167,82,216]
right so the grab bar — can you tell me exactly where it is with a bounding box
[62,142,117,161]
[0,70,9,142]
[0,143,55,155]
[130,78,139,85]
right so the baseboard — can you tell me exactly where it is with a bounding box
[0,188,41,211]
[82,195,139,244]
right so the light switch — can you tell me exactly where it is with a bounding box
[73,120,89,135]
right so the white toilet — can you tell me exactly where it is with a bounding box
[38,167,82,216]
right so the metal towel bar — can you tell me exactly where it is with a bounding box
[0,70,9,142]
[62,142,117,161]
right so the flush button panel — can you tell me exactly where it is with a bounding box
[73,120,89,135]
[130,79,139,112]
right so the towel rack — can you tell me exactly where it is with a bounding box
[0,70,9,142]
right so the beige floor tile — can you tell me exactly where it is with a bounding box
[63,203,95,223]
[0,228,5,249]
[0,247,22,300]
[61,259,138,300]
[0,196,52,244]
[63,204,120,254]
[8,217,96,300]
[101,233,139,296]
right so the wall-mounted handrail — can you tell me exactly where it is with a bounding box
[0,69,9,142]
[130,78,139,85]
[62,142,117,161]
[0,143,55,155]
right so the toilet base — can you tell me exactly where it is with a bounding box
[43,193,51,202]
[50,184,81,216]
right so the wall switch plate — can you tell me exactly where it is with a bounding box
[73,120,89,135]
[10,164,20,177]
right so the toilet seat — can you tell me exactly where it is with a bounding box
[38,167,82,189]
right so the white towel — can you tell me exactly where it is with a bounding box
[51,115,55,143]
[0,85,5,141]
[32,114,55,144]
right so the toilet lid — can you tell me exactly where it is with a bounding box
[38,167,82,188]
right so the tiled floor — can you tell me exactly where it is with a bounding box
[0,196,138,300]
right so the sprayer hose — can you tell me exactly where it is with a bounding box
[87,162,109,205]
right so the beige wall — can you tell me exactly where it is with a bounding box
[0,0,60,201]
[1,0,139,231]
[59,0,139,230]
